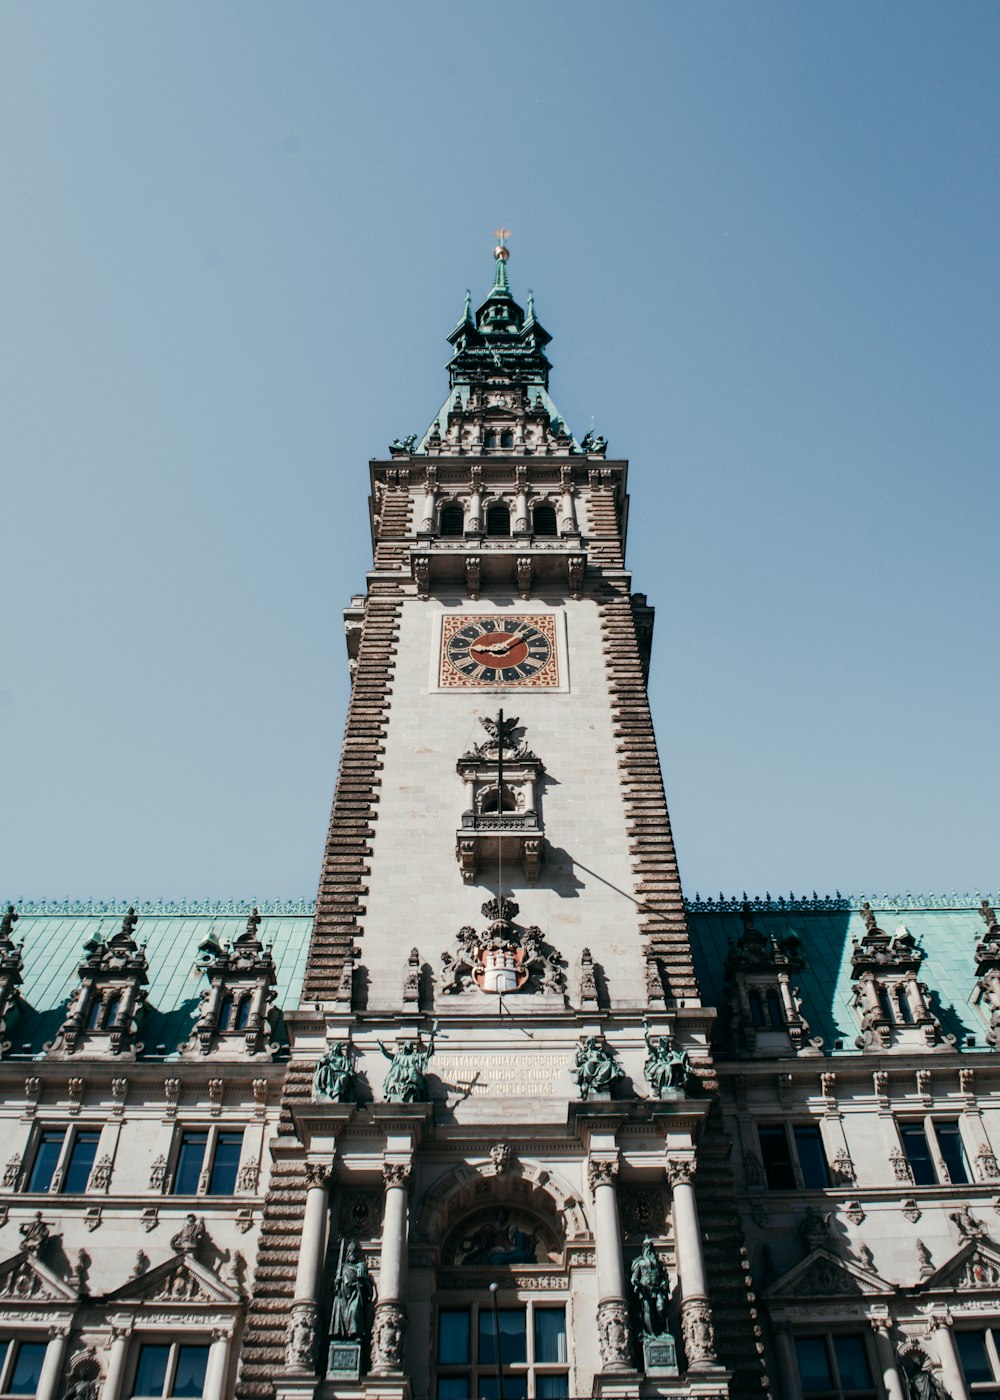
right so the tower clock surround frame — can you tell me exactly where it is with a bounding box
[429,609,570,694]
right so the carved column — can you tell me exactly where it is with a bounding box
[772,1322,802,1400]
[587,1156,633,1372]
[371,1161,411,1375]
[559,467,577,534]
[667,1156,718,1371]
[37,1327,70,1400]
[203,1331,232,1400]
[102,1324,131,1400]
[285,1160,334,1374]
[420,484,437,534]
[513,471,529,534]
[929,1315,969,1400]
[870,1318,905,1400]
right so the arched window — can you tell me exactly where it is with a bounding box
[480,785,517,814]
[102,993,122,1028]
[895,984,914,1024]
[235,997,252,1030]
[440,502,465,536]
[500,430,514,448]
[484,431,497,449]
[86,996,103,1031]
[533,503,558,536]
[486,503,510,536]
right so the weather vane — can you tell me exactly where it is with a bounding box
[493,228,511,261]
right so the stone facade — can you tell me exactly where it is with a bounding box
[1,247,995,1400]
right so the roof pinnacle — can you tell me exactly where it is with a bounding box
[491,227,511,295]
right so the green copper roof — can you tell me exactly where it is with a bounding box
[4,908,312,1059]
[687,895,1000,1055]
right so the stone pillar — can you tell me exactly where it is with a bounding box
[667,1157,718,1371]
[559,467,577,534]
[371,1161,411,1375]
[101,1325,131,1400]
[514,484,529,534]
[870,1319,906,1400]
[930,1316,970,1400]
[772,1322,802,1400]
[420,486,437,534]
[37,1328,70,1400]
[203,1332,231,1400]
[285,1160,334,1375]
[587,1156,633,1372]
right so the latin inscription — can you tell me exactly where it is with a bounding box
[433,1052,566,1097]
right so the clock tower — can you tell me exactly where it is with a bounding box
[237,243,759,1400]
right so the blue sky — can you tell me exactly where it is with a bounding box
[2,2,997,902]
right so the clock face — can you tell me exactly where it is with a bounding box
[439,615,560,688]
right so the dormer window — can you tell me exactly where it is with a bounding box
[52,907,148,1057]
[724,903,822,1056]
[182,908,277,1058]
[486,503,510,536]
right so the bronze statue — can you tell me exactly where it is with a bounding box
[378,1021,438,1102]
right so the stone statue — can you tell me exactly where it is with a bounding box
[377,1022,438,1103]
[312,1042,356,1102]
[901,1353,948,1400]
[329,1238,374,1340]
[571,1036,624,1099]
[630,1237,671,1338]
[170,1213,205,1256]
[19,1212,49,1256]
[388,434,418,455]
[643,1018,693,1096]
[61,1377,98,1400]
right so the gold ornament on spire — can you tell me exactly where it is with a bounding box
[493,228,511,262]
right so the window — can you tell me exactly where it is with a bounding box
[794,1334,877,1398]
[172,1128,244,1196]
[957,1329,1000,1397]
[758,1123,830,1190]
[25,1127,101,1194]
[748,987,784,1028]
[217,994,251,1032]
[0,1340,48,1396]
[130,1343,210,1399]
[500,430,514,449]
[899,1119,969,1186]
[486,503,510,536]
[440,503,465,537]
[532,504,558,537]
[436,1302,568,1399]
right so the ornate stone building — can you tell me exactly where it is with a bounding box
[1,245,997,1400]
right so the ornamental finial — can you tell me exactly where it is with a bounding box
[493,228,511,262]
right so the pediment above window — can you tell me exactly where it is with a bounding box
[764,1247,893,1303]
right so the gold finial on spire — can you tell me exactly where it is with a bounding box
[493,228,511,262]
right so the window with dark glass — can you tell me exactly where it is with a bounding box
[500,430,514,448]
[208,1132,243,1195]
[956,1329,1000,1396]
[130,1342,210,1399]
[27,1129,66,1193]
[484,431,497,448]
[759,1125,797,1189]
[173,1132,208,1195]
[486,503,510,536]
[759,1123,830,1190]
[936,1120,969,1184]
[794,1125,831,1188]
[63,1130,101,1193]
[898,1119,968,1186]
[440,503,465,536]
[765,988,783,1026]
[172,1128,244,1196]
[794,1333,876,1398]
[0,1339,48,1396]
[532,504,558,536]
[435,1302,568,1399]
